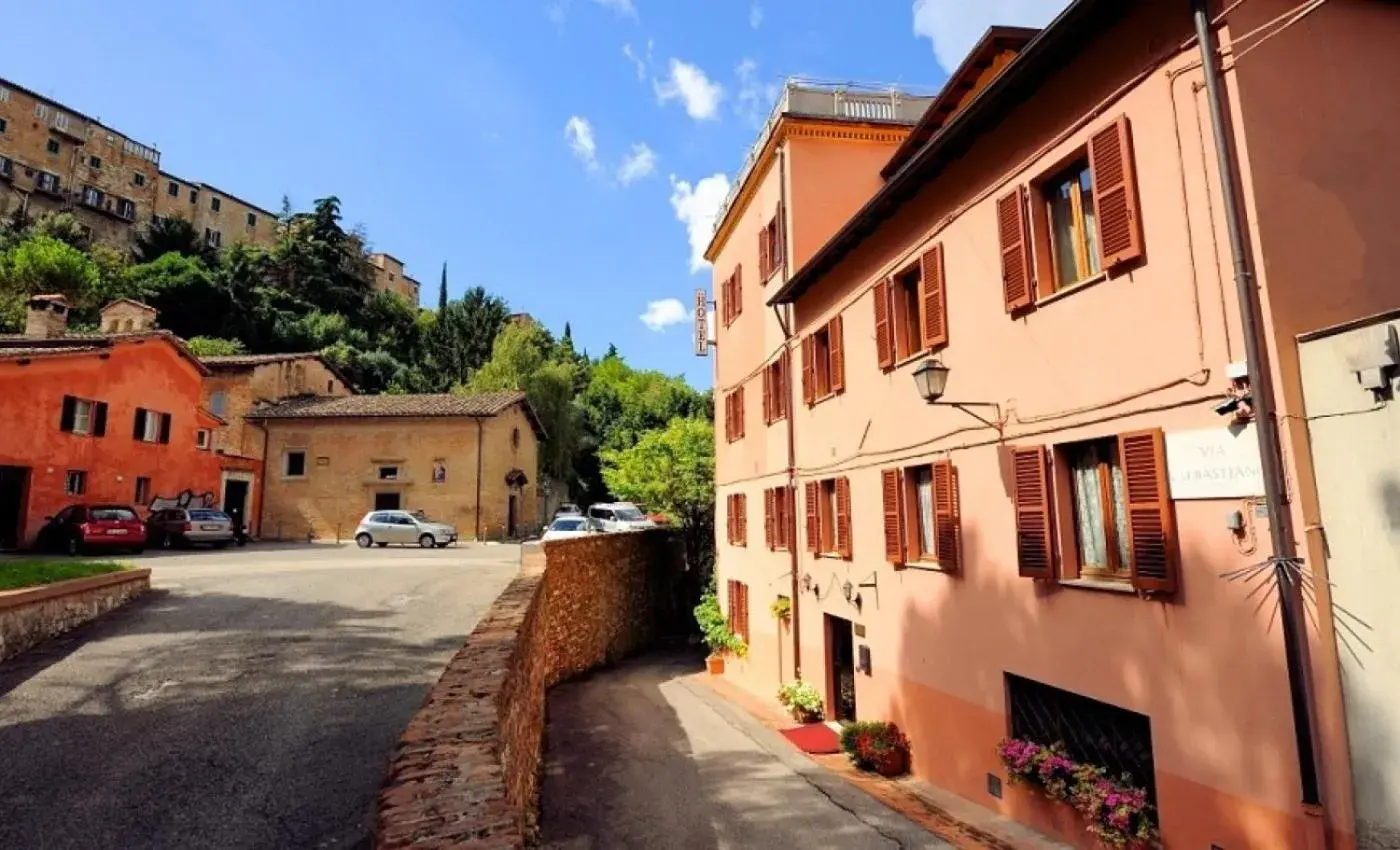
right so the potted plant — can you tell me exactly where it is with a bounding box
[840,721,911,777]
[996,738,1160,848]
[770,596,792,624]
[777,679,824,723]
[694,586,746,674]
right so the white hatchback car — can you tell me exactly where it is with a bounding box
[541,515,604,542]
[355,510,459,548]
[586,502,655,533]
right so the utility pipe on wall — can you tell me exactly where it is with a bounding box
[1191,0,1323,807]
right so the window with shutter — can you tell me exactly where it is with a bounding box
[835,477,852,559]
[764,488,775,549]
[1118,429,1177,593]
[881,469,904,566]
[1089,116,1143,270]
[801,336,816,407]
[92,402,108,437]
[1013,446,1055,579]
[932,461,959,572]
[804,481,820,554]
[762,363,773,424]
[998,188,1033,313]
[874,279,894,371]
[735,387,745,440]
[60,395,78,433]
[828,315,845,395]
[733,267,743,321]
[738,494,747,546]
[759,223,771,279]
[159,413,172,444]
[920,244,948,351]
[133,408,148,441]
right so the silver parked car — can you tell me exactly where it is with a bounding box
[354,510,459,549]
[146,508,236,549]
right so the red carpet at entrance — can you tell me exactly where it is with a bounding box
[781,723,841,754]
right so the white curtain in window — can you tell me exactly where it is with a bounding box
[1109,460,1129,568]
[1071,448,1109,569]
[915,467,935,556]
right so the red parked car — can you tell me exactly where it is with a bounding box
[34,504,148,555]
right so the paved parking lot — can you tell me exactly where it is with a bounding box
[0,542,521,850]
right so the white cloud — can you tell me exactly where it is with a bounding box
[617,143,658,185]
[640,298,689,332]
[564,115,599,171]
[669,173,731,273]
[593,0,636,16]
[913,0,1068,70]
[654,59,724,121]
[750,2,764,28]
[735,59,780,128]
[622,41,652,81]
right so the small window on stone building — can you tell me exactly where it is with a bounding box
[210,391,227,418]
[284,451,307,478]
[378,466,399,481]
[0,118,7,134]
[246,212,256,228]
[167,181,179,197]
[511,427,520,450]
[65,470,87,496]
[210,197,221,212]
[133,173,146,187]
[88,155,101,169]
[190,189,199,205]
[47,139,60,155]
[196,429,211,450]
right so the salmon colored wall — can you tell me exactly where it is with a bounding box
[786,133,912,273]
[0,340,223,546]
[715,2,1361,847]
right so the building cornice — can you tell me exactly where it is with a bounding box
[704,116,913,264]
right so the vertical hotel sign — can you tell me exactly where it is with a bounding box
[694,288,709,357]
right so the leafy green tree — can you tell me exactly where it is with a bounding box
[356,289,421,363]
[0,235,102,310]
[437,262,448,314]
[27,212,90,251]
[185,336,247,357]
[124,253,221,337]
[132,216,208,263]
[433,286,509,388]
[466,321,580,479]
[601,416,715,569]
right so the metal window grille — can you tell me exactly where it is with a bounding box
[1006,673,1158,804]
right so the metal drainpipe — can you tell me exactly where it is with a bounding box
[474,418,485,541]
[254,421,269,540]
[1192,0,1322,807]
[778,144,802,680]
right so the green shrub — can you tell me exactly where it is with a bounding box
[839,720,910,771]
[694,587,747,657]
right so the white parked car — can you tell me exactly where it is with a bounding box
[586,502,655,533]
[541,515,604,542]
[355,510,458,549]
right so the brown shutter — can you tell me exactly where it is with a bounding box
[784,487,796,550]
[881,468,905,567]
[920,244,948,350]
[801,336,815,407]
[804,481,820,554]
[835,477,852,559]
[759,225,771,279]
[1012,447,1055,579]
[736,386,745,439]
[828,315,846,394]
[775,204,786,272]
[932,460,960,573]
[1119,429,1179,593]
[725,495,733,544]
[764,488,776,549]
[762,364,772,424]
[873,279,894,371]
[721,278,730,326]
[739,494,747,545]
[997,188,1033,313]
[1089,116,1144,269]
[724,393,732,442]
[734,266,743,318]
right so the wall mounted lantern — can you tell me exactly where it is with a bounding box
[912,358,1004,432]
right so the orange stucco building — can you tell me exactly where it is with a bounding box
[711,1,1400,848]
[0,297,256,549]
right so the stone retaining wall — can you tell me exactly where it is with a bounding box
[375,529,683,849]
[0,569,152,662]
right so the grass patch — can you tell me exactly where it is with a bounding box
[0,559,130,591]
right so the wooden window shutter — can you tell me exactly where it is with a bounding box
[920,244,948,350]
[804,481,820,553]
[835,477,852,559]
[1089,116,1144,269]
[735,387,745,439]
[783,487,796,550]
[873,279,894,371]
[881,468,905,566]
[762,364,773,425]
[932,460,960,573]
[1119,429,1179,593]
[727,580,736,631]
[829,315,846,394]
[776,204,786,270]
[726,496,734,544]
[759,224,771,278]
[801,336,816,407]
[739,494,747,545]
[767,490,778,548]
[93,402,108,437]
[997,188,1033,313]
[60,395,77,432]
[1012,447,1055,579]
[734,266,743,319]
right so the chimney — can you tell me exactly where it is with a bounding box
[99,299,158,334]
[25,294,71,339]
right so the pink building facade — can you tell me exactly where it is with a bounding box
[711,2,1400,848]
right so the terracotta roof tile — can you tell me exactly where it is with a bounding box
[248,391,529,421]
[201,352,324,368]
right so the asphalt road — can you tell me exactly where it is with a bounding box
[0,542,521,850]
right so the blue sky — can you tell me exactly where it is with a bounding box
[4,0,1066,387]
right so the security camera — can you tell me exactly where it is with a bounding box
[1214,396,1242,416]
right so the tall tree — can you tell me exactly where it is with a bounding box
[438,262,448,314]
[432,286,509,388]
[601,417,715,570]
[132,216,208,263]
